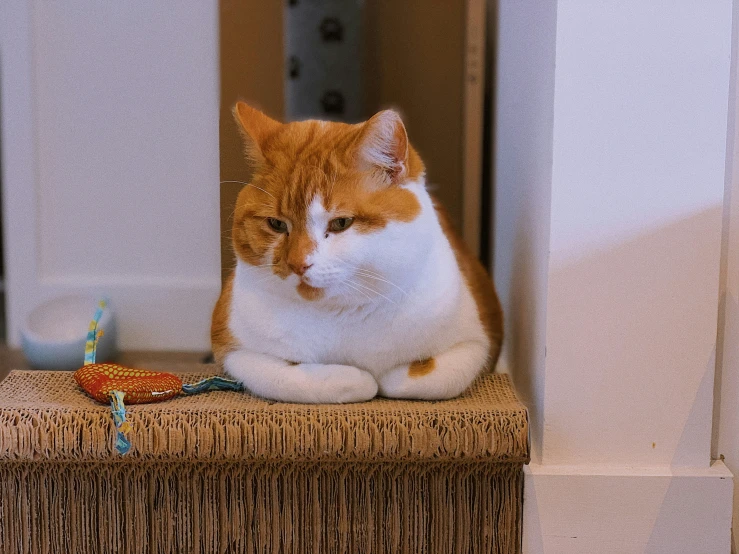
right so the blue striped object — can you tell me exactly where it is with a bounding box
[182,376,244,395]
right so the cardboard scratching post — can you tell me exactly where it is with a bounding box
[0,369,529,553]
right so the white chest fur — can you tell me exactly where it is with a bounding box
[227,185,487,380]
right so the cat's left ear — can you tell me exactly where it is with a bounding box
[357,110,409,185]
[233,101,281,164]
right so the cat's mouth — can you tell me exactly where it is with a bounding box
[298,274,315,287]
[296,281,324,301]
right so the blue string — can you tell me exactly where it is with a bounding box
[182,376,244,395]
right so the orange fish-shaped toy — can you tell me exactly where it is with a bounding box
[74,363,183,404]
[74,301,243,454]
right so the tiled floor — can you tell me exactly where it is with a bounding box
[0,345,210,382]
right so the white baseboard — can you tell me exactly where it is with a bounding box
[524,461,734,554]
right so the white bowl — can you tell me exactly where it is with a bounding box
[20,295,117,370]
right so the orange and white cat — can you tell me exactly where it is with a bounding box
[212,102,503,403]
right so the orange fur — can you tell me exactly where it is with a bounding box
[214,103,502,375]
[228,103,425,297]
[435,202,504,368]
[408,358,436,378]
[297,282,325,301]
[211,273,238,364]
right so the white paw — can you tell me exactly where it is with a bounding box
[298,364,378,403]
[378,365,464,400]
[377,366,414,398]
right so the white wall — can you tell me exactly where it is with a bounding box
[492,0,557,464]
[716,0,739,544]
[493,0,735,551]
[1,1,221,350]
[543,0,731,467]
[494,0,732,468]
[494,0,732,469]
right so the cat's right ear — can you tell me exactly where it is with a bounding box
[232,102,281,163]
[356,110,409,186]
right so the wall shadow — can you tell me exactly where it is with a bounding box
[505,204,724,466]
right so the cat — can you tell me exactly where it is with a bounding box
[212,102,503,403]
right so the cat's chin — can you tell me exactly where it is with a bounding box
[296,281,325,301]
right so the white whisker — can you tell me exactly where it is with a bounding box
[251,272,280,287]
[334,261,409,298]
[241,263,277,274]
[343,280,373,301]
[348,279,397,305]
[354,270,409,296]
[221,181,277,200]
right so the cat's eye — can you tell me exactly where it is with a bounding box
[267,218,288,233]
[328,217,354,233]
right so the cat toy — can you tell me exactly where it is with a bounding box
[73,301,243,454]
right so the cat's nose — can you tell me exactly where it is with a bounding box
[289,262,313,276]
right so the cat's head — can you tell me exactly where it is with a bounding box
[231,102,427,303]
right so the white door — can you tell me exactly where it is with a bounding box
[0,1,221,351]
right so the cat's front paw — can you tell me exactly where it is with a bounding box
[299,363,378,403]
[378,359,466,400]
[378,365,419,399]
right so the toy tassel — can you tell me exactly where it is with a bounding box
[76,302,244,455]
[109,391,132,455]
[82,300,132,454]
[83,300,106,365]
